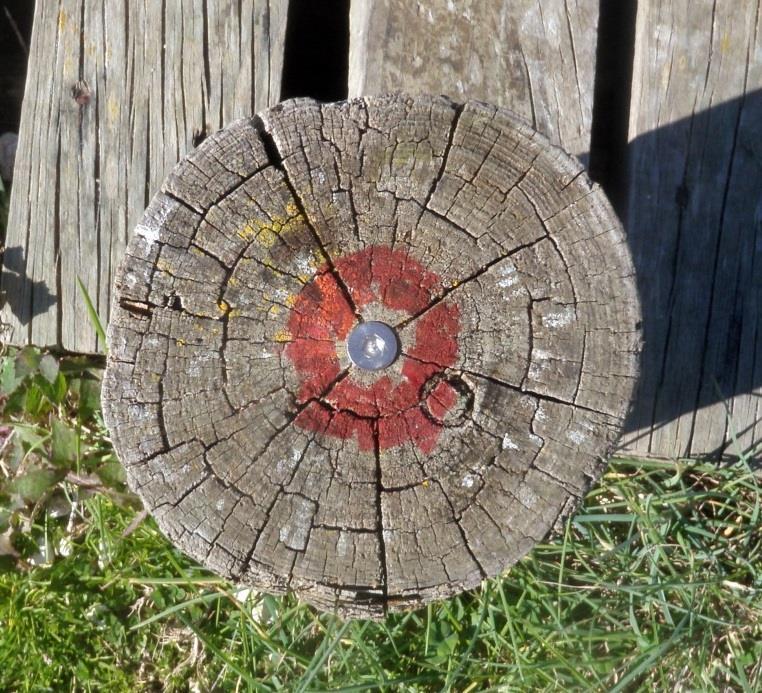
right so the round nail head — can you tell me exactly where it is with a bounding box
[346,321,399,370]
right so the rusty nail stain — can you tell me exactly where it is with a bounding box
[71,80,91,106]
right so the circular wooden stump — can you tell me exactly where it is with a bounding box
[103,94,641,619]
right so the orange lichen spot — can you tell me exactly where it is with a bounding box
[217,299,231,315]
[421,479,430,488]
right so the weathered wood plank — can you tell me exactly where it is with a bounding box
[0,0,286,353]
[348,0,600,158]
[619,1,762,459]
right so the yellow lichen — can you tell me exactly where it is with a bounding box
[217,300,231,315]
[237,203,304,247]
[107,96,119,123]
[274,330,291,343]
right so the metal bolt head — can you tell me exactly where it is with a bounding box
[346,321,399,371]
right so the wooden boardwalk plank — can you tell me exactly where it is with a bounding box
[6,0,761,460]
[0,0,286,353]
[620,0,762,458]
[348,0,600,158]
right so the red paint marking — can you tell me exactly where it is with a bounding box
[285,246,461,453]
[378,408,442,456]
[425,380,458,421]
[286,339,340,401]
[407,302,460,367]
[327,411,375,452]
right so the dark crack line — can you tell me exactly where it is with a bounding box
[394,234,548,330]
[251,114,363,323]
[542,227,580,309]
[372,419,390,613]
[202,371,349,490]
[401,352,617,421]
[572,330,588,404]
[155,471,212,512]
[186,156,274,212]
[206,368,351,474]
[206,491,253,548]
[121,435,204,470]
[421,102,465,210]
[209,370,352,482]
[475,370,614,420]
[432,479,487,579]
[521,299,536,388]
[155,339,173,452]
[234,435,314,582]
[312,524,377,534]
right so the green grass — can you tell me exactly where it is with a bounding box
[1,348,761,691]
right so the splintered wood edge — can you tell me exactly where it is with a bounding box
[102,94,642,619]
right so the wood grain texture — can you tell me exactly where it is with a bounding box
[619,0,762,459]
[348,0,599,158]
[0,0,286,352]
[102,95,641,617]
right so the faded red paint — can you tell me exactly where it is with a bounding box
[285,246,461,453]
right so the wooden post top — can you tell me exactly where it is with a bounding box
[102,94,641,619]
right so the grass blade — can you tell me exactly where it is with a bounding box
[76,276,107,351]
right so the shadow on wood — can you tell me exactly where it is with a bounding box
[620,88,762,461]
[1,246,56,327]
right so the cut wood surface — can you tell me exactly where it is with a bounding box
[619,0,762,459]
[349,0,599,159]
[102,95,641,617]
[0,0,286,352]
